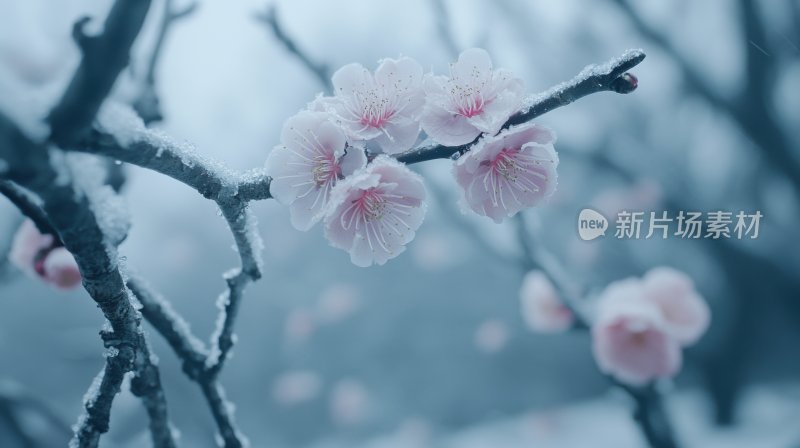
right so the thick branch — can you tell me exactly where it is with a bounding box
[48,0,153,145]
[395,49,645,164]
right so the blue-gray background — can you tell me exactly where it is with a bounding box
[1,0,799,446]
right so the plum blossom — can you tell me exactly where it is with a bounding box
[641,267,710,346]
[9,219,81,290]
[421,48,524,146]
[593,280,682,385]
[327,57,424,154]
[266,111,367,231]
[453,122,558,223]
[519,270,574,333]
[324,156,427,267]
[41,247,82,290]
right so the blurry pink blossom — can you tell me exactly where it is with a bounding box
[284,308,316,344]
[316,283,361,324]
[327,57,424,154]
[474,319,509,353]
[453,122,558,223]
[641,267,710,346]
[593,280,682,385]
[421,48,524,146]
[519,270,574,333]
[272,370,322,406]
[9,219,53,276]
[41,247,81,290]
[330,379,370,426]
[324,156,427,267]
[266,110,367,231]
[9,220,81,290]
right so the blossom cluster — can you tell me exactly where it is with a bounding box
[520,267,709,386]
[9,219,82,290]
[266,49,559,266]
[592,267,709,385]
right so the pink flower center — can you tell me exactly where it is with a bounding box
[456,96,485,118]
[353,188,388,221]
[356,91,395,128]
[312,154,341,187]
[486,148,522,181]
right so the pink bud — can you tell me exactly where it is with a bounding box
[42,247,82,290]
[519,270,574,333]
[8,220,53,276]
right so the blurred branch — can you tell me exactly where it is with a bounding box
[431,0,460,58]
[0,382,72,447]
[255,5,331,89]
[134,0,199,124]
[48,0,153,146]
[0,180,58,239]
[610,0,800,193]
[396,49,646,164]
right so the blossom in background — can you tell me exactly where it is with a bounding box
[519,270,574,333]
[591,268,710,385]
[266,111,367,231]
[453,122,558,223]
[9,219,81,290]
[327,57,425,154]
[421,48,524,146]
[640,267,710,346]
[592,290,682,386]
[324,156,427,267]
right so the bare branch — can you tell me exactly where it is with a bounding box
[128,276,248,447]
[255,5,331,89]
[48,0,153,146]
[130,333,178,448]
[135,0,199,124]
[0,180,58,238]
[395,49,646,164]
[430,0,460,58]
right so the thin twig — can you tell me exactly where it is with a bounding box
[255,5,331,89]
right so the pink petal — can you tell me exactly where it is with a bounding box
[331,63,373,97]
[642,267,710,346]
[420,101,480,146]
[42,247,82,290]
[373,120,421,154]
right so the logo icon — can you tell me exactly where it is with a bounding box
[578,208,608,241]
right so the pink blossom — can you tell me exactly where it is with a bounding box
[519,270,574,333]
[453,122,558,223]
[272,370,322,406]
[327,57,424,154]
[8,220,81,290]
[641,267,710,346]
[330,379,370,426]
[41,247,82,290]
[9,219,53,276]
[266,111,367,231]
[324,156,427,267]
[592,280,682,385]
[421,48,524,146]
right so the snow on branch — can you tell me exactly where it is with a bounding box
[48,0,153,146]
[395,49,645,164]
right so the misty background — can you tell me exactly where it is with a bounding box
[1,0,799,446]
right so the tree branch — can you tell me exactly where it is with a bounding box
[255,5,331,89]
[128,276,248,448]
[395,49,646,164]
[0,180,58,238]
[130,332,177,448]
[48,0,153,146]
[134,0,199,124]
